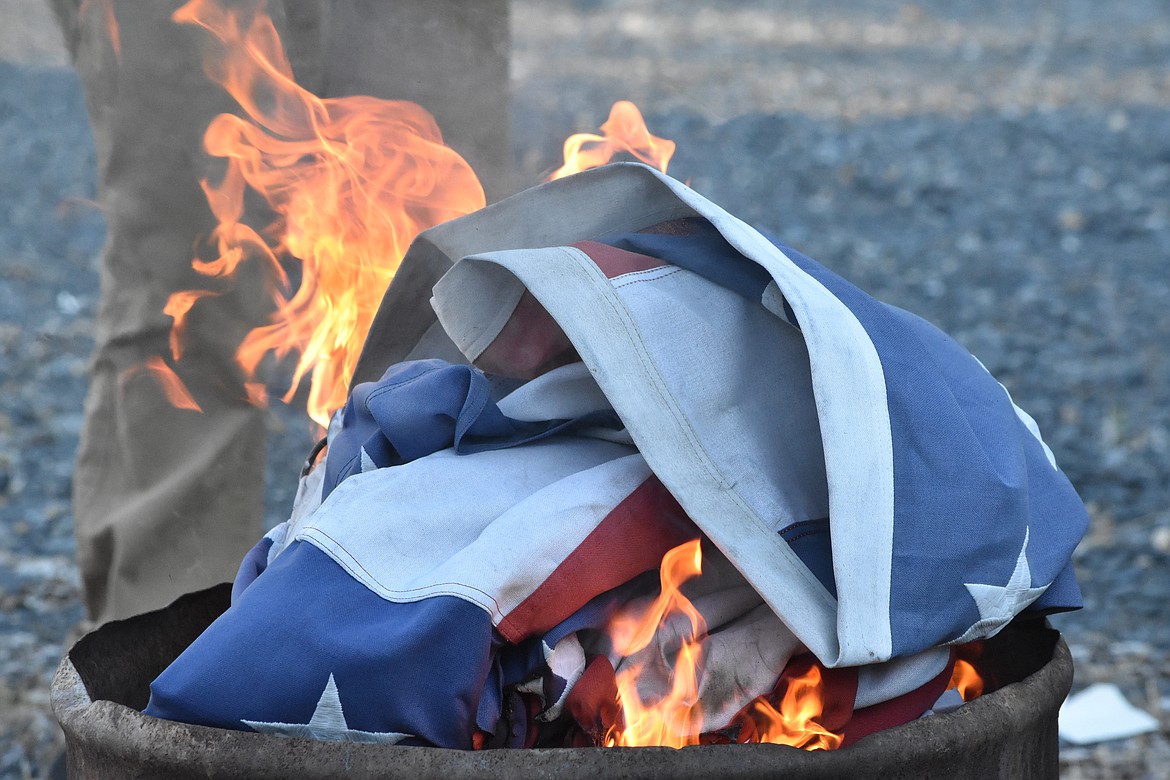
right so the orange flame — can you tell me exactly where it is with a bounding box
[736,666,844,750]
[124,356,203,412]
[548,100,675,181]
[169,0,485,429]
[80,0,121,59]
[605,539,706,748]
[162,1,674,431]
[948,657,985,702]
[603,540,842,750]
[164,289,219,362]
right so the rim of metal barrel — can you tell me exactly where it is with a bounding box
[52,584,1071,780]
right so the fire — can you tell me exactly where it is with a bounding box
[168,0,485,428]
[947,650,985,702]
[123,357,202,412]
[602,540,841,750]
[80,0,121,60]
[163,289,218,362]
[735,666,843,750]
[605,539,706,748]
[160,1,674,431]
[548,100,675,181]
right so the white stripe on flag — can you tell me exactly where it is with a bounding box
[298,439,643,622]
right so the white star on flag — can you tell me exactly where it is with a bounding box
[242,673,411,744]
[953,528,1050,644]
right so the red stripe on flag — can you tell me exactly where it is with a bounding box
[475,241,666,380]
[474,290,578,380]
[572,240,667,278]
[838,651,957,748]
[564,655,620,744]
[498,477,697,643]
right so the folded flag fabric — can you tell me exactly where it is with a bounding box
[145,162,1088,748]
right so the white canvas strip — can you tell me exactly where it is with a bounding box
[663,183,895,666]
[605,263,829,533]
[623,165,896,666]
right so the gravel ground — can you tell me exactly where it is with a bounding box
[2,0,1169,777]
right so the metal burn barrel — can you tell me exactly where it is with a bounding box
[52,584,1072,779]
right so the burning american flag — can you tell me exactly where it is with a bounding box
[131,0,1086,753]
[144,163,1087,749]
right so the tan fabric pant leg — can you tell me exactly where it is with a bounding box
[54,0,269,624]
[54,0,511,625]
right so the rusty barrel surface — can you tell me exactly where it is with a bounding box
[52,584,1072,779]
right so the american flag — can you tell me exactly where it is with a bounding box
[146,163,1086,747]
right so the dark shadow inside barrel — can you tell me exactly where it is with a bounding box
[68,585,232,712]
[54,583,1072,780]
